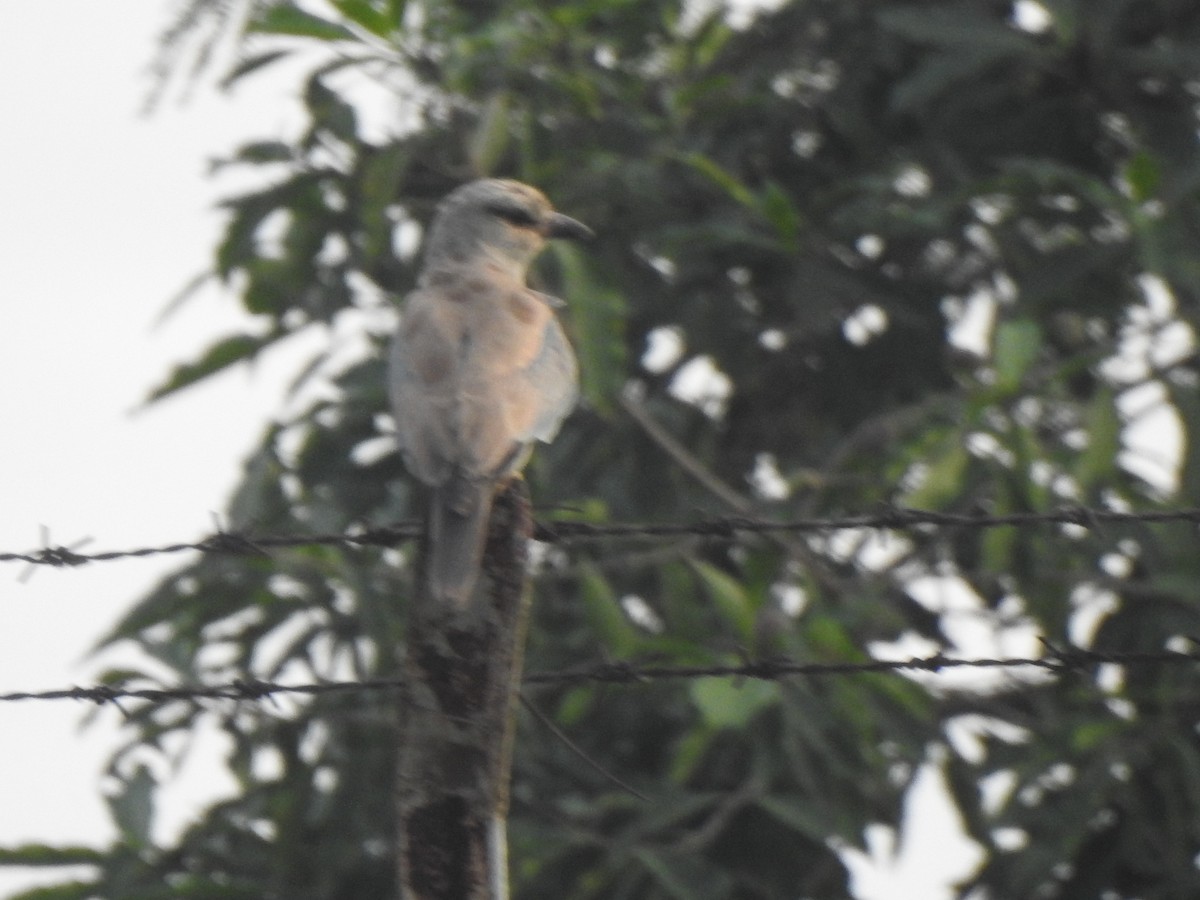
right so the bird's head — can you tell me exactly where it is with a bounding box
[422,179,593,276]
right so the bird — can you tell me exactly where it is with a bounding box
[388,179,593,607]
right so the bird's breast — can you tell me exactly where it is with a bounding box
[448,287,551,376]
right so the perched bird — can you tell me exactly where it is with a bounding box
[388,179,593,607]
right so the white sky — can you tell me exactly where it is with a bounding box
[0,5,979,898]
[0,4,312,894]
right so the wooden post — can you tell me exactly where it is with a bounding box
[396,479,534,899]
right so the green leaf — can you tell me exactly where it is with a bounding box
[358,142,409,262]
[107,765,155,847]
[0,845,103,867]
[877,6,1035,53]
[891,47,1020,114]
[1125,150,1161,203]
[689,676,780,729]
[220,49,294,90]
[248,4,356,41]
[554,686,593,727]
[689,559,755,642]
[981,522,1017,572]
[154,271,212,325]
[143,333,268,404]
[577,562,640,655]
[1075,389,1120,491]
[243,258,301,315]
[468,91,512,176]
[215,176,322,279]
[900,440,970,510]
[943,755,994,849]
[669,727,716,784]
[993,319,1042,392]
[304,76,358,142]
[688,10,734,68]
[3,884,97,900]
[805,615,857,658]
[1071,720,1119,752]
[233,141,294,164]
[549,244,627,413]
[760,180,803,243]
[1036,0,1076,42]
[1168,381,1200,500]
[679,151,756,208]
[331,0,393,36]
[228,429,290,528]
[756,795,832,841]
[386,0,408,28]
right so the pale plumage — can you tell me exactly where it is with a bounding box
[389,179,592,606]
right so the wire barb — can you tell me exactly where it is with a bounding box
[4,505,1200,568]
[36,546,93,567]
[5,648,1195,708]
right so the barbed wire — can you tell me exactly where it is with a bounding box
[4,504,1200,569]
[2,646,1196,707]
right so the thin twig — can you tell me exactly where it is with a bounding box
[618,391,754,513]
[519,694,648,801]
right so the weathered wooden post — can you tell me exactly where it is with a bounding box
[396,479,534,899]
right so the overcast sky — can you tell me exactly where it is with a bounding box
[0,5,314,893]
[0,5,978,897]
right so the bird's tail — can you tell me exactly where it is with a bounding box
[426,476,492,608]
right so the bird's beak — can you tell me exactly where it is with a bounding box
[543,212,595,242]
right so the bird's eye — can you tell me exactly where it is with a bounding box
[487,203,539,228]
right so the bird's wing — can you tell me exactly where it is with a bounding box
[387,290,462,487]
[520,311,579,444]
[459,288,578,478]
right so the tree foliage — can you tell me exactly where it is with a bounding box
[8,0,1200,897]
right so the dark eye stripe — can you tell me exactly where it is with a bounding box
[486,203,539,228]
